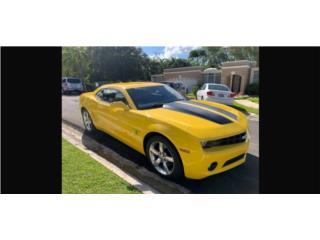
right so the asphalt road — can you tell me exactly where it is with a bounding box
[62,95,259,193]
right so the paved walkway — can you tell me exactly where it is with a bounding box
[235,99,259,109]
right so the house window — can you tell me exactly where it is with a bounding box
[214,73,221,83]
[202,73,221,83]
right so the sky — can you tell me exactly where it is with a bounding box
[141,46,199,59]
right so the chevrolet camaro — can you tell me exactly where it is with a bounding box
[80,82,249,180]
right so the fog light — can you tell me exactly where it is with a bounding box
[208,162,217,171]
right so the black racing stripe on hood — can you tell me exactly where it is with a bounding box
[163,102,232,125]
[186,101,237,120]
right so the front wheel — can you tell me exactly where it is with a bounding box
[146,135,184,180]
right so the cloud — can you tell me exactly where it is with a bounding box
[151,46,199,59]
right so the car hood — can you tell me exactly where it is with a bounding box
[140,100,248,140]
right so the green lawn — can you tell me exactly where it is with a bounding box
[232,102,259,115]
[62,138,141,194]
[235,95,259,104]
[186,93,196,99]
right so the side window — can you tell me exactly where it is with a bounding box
[96,88,128,105]
[96,89,105,99]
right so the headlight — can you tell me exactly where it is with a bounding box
[201,131,248,149]
[201,140,221,149]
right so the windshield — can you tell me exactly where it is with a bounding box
[127,85,186,110]
[67,78,81,84]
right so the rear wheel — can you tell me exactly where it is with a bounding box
[81,109,97,134]
[146,135,184,180]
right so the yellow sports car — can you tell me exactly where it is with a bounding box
[80,82,249,180]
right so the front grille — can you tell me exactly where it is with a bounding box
[202,132,247,148]
[223,154,245,167]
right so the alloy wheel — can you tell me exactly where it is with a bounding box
[82,110,92,131]
[149,141,175,176]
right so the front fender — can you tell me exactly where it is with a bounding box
[145,122,202,167]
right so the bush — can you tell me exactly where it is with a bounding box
[246,82,259,95]
[83,83,96,91]
[192,85,200,97]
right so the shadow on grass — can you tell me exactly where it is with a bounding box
[126,185,141,193]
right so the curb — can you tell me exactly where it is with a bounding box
[247,112,259,121]
[62,122,191,194]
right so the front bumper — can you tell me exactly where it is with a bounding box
[180,140,249,179]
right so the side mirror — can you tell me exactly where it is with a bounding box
[110,101,129,111]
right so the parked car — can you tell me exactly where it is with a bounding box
[62,77,84,94]
[196,83,236,105]
[80,82,249,180]
[161,81,187,96]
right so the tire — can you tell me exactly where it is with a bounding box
[146,135,184,180]
[201,96,204,100]
[81,108,97,134]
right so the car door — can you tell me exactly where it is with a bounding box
[95,88,136,140]
[105,89,146,150]
[94,88,118,135]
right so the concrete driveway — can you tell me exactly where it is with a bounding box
[62,95,259,193]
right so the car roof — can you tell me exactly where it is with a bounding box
[206,83,225,85]
[98,81,163,90]
[206,83,229,87]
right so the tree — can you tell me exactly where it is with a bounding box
[62,47,91,83]
[188,47,259,68]
[88,47,149,82]
[202,47,231,67]
[228,47,259,64]
[146,57,194,77]
[62,46,259,84]
[189,49,207,65]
